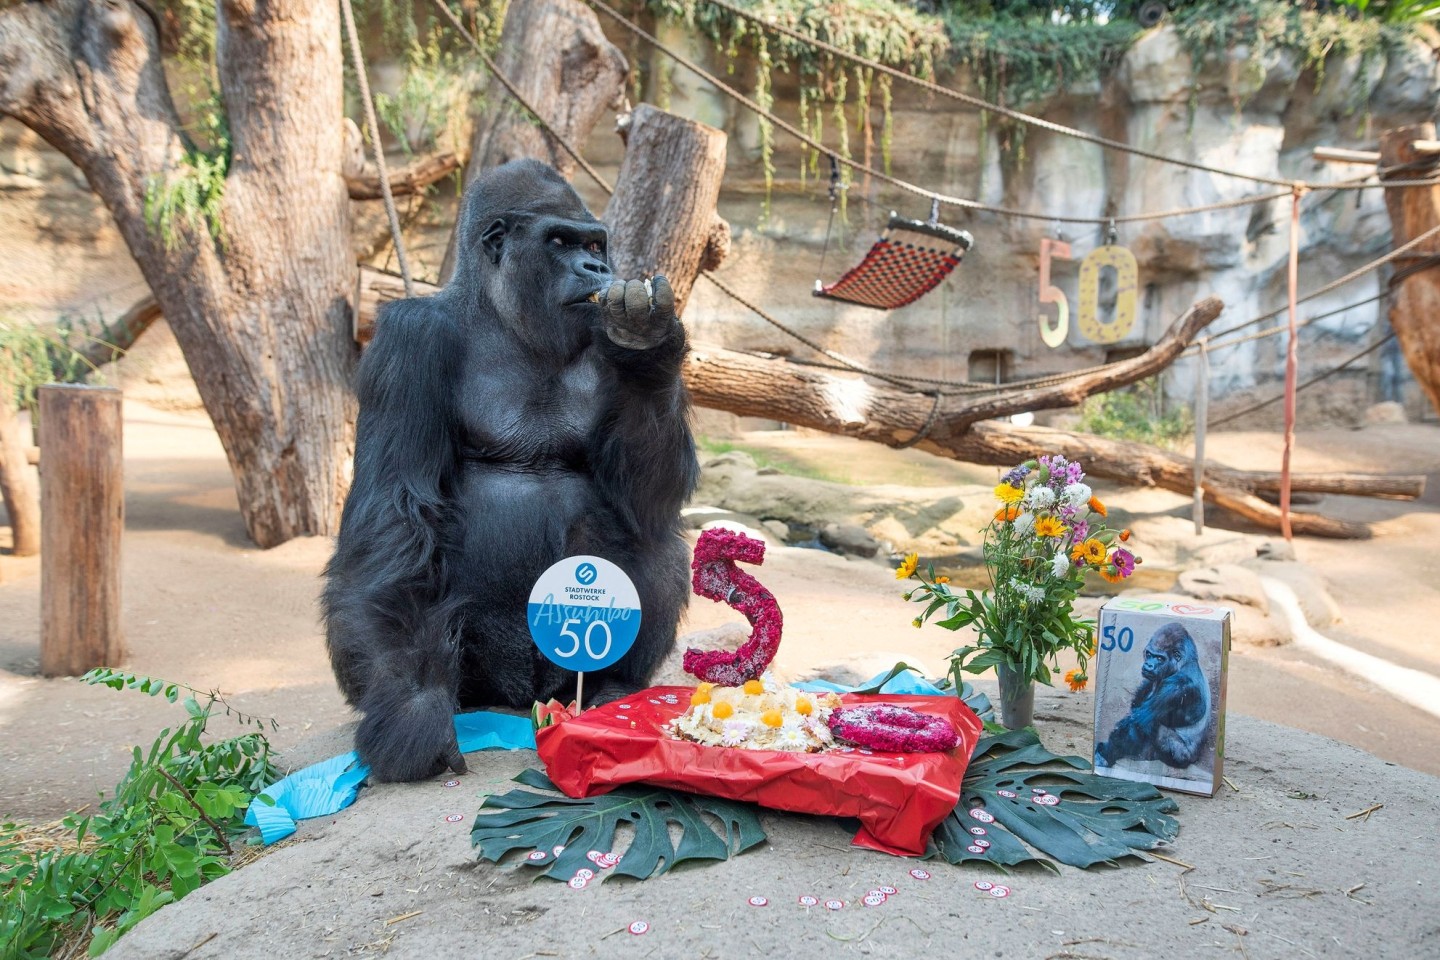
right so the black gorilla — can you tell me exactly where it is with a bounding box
[323,160,698,782]
[1095,623,1211,769]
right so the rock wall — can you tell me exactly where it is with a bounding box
[2,23,1437,425]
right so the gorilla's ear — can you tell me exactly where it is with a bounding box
[479,219,508,265]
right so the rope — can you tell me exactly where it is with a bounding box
[340,0,414,297]
[896,391,945,449]
[1207,333,1396,429]
[430,0,614,193]
[700,0,1440,196]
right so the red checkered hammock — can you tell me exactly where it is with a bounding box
[814,214,974,311]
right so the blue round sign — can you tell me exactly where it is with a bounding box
[527,556,642,671]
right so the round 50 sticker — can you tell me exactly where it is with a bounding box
[528,556,642,671]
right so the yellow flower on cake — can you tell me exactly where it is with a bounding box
[994,483,1025,505]
[895,552,919,580]
[1034,516,1065,538]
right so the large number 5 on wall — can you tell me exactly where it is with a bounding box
[1036,238,1072,349]
[1076,244,1139,345]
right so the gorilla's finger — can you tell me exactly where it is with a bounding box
[651,275,675,321]
[604,280,627,322]
[444,744,468,775]
[623,278,649,322]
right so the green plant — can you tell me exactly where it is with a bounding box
[0,316,107,410]
[1335,0,1440,22]
[901,455,1140,692]
[0,670,277,959]
[1077,378,1193,448]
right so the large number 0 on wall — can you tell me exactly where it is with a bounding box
[1076,244,1139,344]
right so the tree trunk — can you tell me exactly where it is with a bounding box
[439,0,628,281]
[1380,123,1440,417]
[604,104,730,316]
[0,0,357,548]
[0,393,40,557]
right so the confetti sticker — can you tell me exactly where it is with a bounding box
[989,885,1011,899]
[974,881,994,892]
[1037,794,1060,807]
[526,851,547,862]
[909,869,931,881]
[443,814,463,823]
[576,868,595,881]
[629,921,649,936]
[997,789,1017,798]
[879,886,897,896]
[968,808,995,824]
[974,839,991,849]
[858,748,874,755]
[863,894,886,907]
[618,704,632,710]
[553,846,566,856]
[444,779,461,788]
[748,896,769,907]
[825,899,845,911]
[967,845,986,854]
[1032,788,1047,795]
[568,876,588,890]
[969,826,987,836]
[587,851,603,863]
[599,854,620,869]
[798,895,819,906]
[648,699,662,705]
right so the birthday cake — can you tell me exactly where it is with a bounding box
[670,673,842,752]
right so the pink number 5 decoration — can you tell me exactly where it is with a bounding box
[683,528,784,685]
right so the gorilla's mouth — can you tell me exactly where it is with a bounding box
[586,291,601,303]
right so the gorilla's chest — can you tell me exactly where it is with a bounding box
[456,348,604,470]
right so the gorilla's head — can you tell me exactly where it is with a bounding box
[452,159,612,352]
[1140,623,1198,681]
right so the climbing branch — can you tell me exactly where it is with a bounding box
[342,118,462,200]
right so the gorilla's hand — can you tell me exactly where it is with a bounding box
[356,686,467,783]
[603,275,678,350]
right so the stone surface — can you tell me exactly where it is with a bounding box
[1247,559,1342,628]
[1363,401,1409,426]
[1177,563,1270,613]
[818,521,880,557]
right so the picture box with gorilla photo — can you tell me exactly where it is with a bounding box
[1093,599,1232,796]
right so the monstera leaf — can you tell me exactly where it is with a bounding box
[472,769,765,881]
[931,728,1180,870]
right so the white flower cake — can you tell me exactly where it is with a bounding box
[671,673,842,752]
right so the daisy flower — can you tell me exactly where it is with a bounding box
[1034,516,1066,538]
[994,483,1025,505]
[895,552,919,580]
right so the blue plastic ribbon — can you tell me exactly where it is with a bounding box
[793,668,947,696]
[244,711,535,845]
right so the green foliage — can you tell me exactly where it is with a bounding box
[472,768,766,880]
[0,316,106,410]
[144,149,229,252]
[0,671,277,959]
[930,727,1180,869]
[1077,378,1193,448]
[373,32,484,156]
[1335,0,1440,22]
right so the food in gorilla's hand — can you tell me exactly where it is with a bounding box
[672,673,841,751]
[603,276,678,350]
[683,528,784,685]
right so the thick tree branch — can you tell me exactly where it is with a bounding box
[74,294,162,369]
[342,118,461,200]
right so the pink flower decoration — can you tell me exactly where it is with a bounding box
[1111,548,1137,577]
[683,529,784,685]
[827,704,960,753]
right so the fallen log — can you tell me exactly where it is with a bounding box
[352,266,1419,538]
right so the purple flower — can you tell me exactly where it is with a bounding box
[1070,519,1089,542]
[1066,461,1085,485]
[1002,464,1031,487]
[1111,548,1136,577]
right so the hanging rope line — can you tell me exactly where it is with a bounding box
[340,0,414,297]
[423,1,1432,406]
[429,0,615,194]
[1208,334,1397,429]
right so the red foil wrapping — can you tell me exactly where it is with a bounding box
[535,686,984,856]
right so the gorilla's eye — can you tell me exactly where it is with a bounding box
[549,236,565,246]
[585,241,603,255]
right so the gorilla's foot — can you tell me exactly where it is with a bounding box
[585,678,645,708]
[356,687,466,783]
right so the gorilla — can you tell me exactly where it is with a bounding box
[1095,623,1211,770]
[323,159,698,783]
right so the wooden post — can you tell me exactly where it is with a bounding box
[603,104,731,317]
[1380,123,1440,417]
[0,395,41,557]
[39,385,124,676]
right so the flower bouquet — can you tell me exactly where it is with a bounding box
[900,454,1140,728]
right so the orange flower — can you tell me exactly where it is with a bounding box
[1064,668,1088,692]
[994,505,1021,523]
[1119,529,1131,542]
[1098,565,1124,583]
[935,575,951,585]
[1088,496,1107,517]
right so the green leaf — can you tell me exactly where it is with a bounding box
[472,769,766,881]
[932,728,1179,869]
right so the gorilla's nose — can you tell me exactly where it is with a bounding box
[579,259,611,278]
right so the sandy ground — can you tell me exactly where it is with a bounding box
[3,405,1440,825]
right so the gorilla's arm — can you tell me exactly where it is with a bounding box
[1096,672,1208,768]
[591,277,699,539]
[322,297,467,782]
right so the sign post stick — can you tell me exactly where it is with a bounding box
[576,672,585,713]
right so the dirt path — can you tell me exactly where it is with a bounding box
[2,406,1439,826]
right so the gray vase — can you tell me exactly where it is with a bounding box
[997,663,1035,730]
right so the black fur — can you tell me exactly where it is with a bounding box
[323,160,699,782]
[1095,623,1211,769]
